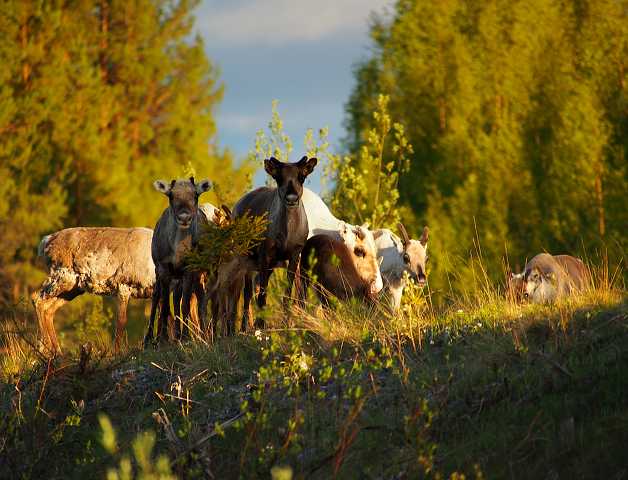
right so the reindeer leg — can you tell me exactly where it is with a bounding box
[32,273,81,356]
[173,280,183,340]
[181,276,193,341]
[284,253,300,327]
[114,291,131,352]
[193,275,206,337]
[144,286,160,348]
[158,278,171,344]
[241,273,253,332]
[255,269,272,329]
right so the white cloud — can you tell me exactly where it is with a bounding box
[219,112,267,133]
[197,0,392,46]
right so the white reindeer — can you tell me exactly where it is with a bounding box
[373,223,429,311]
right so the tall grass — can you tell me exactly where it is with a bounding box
[0,250,625,478]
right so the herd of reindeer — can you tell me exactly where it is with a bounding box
[30,156,591,355]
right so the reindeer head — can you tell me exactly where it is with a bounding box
[153,177,211,228]
[342,223,384,296]
[264,156,317,208]
[523,266,558,303]
[397,223,429,287]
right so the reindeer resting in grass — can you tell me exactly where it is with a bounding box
[509,253,589,304]
[145,177,211,346]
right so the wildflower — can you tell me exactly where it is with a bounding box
[255,329,262,341]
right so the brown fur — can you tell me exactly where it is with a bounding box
[553,255,590,290]
[300,235,375,304]
[32,227,154,355]
[209,256,255,336]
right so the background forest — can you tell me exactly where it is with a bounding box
[0,0,626,311]
[336,0,627,298]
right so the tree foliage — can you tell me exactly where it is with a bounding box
[343,0,628,299]
[0,0,253,307]
[326,93,413,228]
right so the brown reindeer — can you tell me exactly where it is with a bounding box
[145,177,211,345]
[232,156,317,329]
[299,234,380,305]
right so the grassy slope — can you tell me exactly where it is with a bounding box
[1,291,627,479]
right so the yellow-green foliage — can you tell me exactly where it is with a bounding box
[184,211,268,277]
[249,100,334,176]
[100,415,175,480]
[0,0,254,310]
[326,94,414,229]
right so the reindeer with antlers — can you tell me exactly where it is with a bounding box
[372,223,429,310]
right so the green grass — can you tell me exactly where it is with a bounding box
[1,282,627,479]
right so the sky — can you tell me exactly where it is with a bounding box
[194,0,393,191]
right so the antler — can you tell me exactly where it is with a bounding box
[397,222,410,249]
[420,226,429,246]
[220,204,232,221]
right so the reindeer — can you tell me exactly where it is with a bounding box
[514,253,590,303]
[232,156,317,329]
[299,234,382,305]
[373,223,429,310]
[145,177,211,345]
[32,227,154,355]
[301,187,384,295]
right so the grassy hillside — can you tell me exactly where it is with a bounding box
[1,278,626,479]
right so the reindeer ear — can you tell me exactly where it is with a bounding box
[195,179,211,195]
[298,156,317,177]
[420,226,429,246]
[264,157,281,178]
[153,179,172,195]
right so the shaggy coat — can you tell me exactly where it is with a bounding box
[32,227,154,354]
[300,235,378,304]
[373,224,429,310]
[520,253,590,303]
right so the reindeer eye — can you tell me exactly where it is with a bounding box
[354,246,366,258]
[403,253,411,264]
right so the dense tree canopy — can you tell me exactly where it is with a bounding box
[0,0,253,307]
[341,0,627,299]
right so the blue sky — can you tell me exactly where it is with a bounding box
[194,0,392,191]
